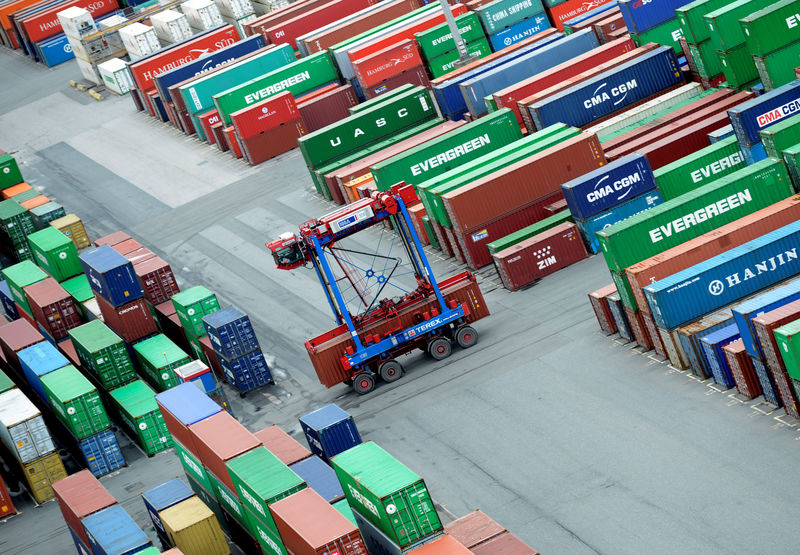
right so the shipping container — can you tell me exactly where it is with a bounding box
[444,510,506,550]
[775,320,800,381]
[134,256,179,305]
[752,354,782,405]
[50,214,89,249]
[81,505,153,555]
[617,0,684,34]
[79,246,144,308]
[110,380,173,456]
[95,294,158,344]
[18,341,68,402]
[61,274,94,319]
[686,39,724,79]
[332,441,442,549]
[415,12,484,61]
[160,496,229,555]
[0,280,20,320]
[676,0,729,44]
[488,12,550,51]
[740,0,800,57]
[411,534,472,553]
[239,118,307,166]
[40,365,109,440]
[487,209,572,255]
[190,410,260,493]
[333,499,357,527]
[733,278,800,359]
[607,293,633,341]
[589,284,618,335]
[30,201,66,230]
[353,39,423,90]
[728,77,800,149]
[755,40,800,91]
[630,15,683,56]
[202,306,259,359]
[0,153,23,189]
[718,44,759,89]
[52,470,117,547]
[297,85,359,134]
[229,91,298,140]
[171,286,220,339]
[68,321,136,390]
[752,300,800,417]
[74,428,125,478]
[134,334,190,392]
[723,339,762,399]
[0,317,44,371]
[289,455,345,503]
[0,387,54,463]
[427,38,492,80]
[351,509,438,555]
[703,0,773,51]
[20,450,67,503]
[0,368,15,394]
[676,309,734,376]
[476,0,543,35]
[299,403,362,464]
[0,201,34,260]
[254,425,313,466]
[26,227,82,282]
[469,531,538,554]
[700,324,739,388]
[2,260,48,315]
[654,136,745,200]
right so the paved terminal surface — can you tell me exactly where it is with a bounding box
[2,51,800,555]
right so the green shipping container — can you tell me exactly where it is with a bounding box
[40,365,110,440]
[704,0,774,51]
[487,210,573,254]
[782,142,800,187]
[598,158,793,309]
[171,286,220,338]
[175,441,214,493]
[245,508,287,555]
[0,199,35,252]
[68,321,136,390]
[755,40,800,91]
[631,17,684,56]
[332,441,442,549]
[29,202,66,231]
[718,44,759,88]
[476,0,544,35]
[421,216,440,250]
[180,44,296,116]
[213,51,339,125]
[761,112,800,158]
[226,446,306,535]
[61,274,94,320]
[775,319,800,381]
[484,94,497,113]
[428,38,492,79]
[207,470,253,533]
[9,189,38,204]
[133,334,189,392]
[2,260,48,314]
[415,12,485,61]
[333,499,357,527]
[687,40,725,78]
[0,368,15,394]
[26,227,82,282]
[370,109,522,191]
[0,154,23,189]
[349,84,414,114]
[677,0,733,44]
[654,136,745,200]
[741,0,800,57]
[109,380,172,456]
[184,471,231,538]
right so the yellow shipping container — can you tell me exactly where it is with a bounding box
[50,214,90,249]
[21,451,66,503]
[160,496,229,555]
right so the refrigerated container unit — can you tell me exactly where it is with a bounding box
[110,380,173,455]
[68,320,137,390]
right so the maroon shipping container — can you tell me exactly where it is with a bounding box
[469,531,538,554]
[432,219,454,258]
[589,284,617,335]
[301,0,421,53]
[253,425,312,466]
[0,472,16,519]
[624,307,653,351]
[58,338,83,368]
[594,14,626,43]
[95,294,157,343]
[641,309,666,358]
[52,470,117,547]
[544,198,567,214]
[569,5,620,33]
[239,118,307,166]
[0,318,44,372]
[445,510,506,549]
[298,85,359,137]
[411,534,472,554]
[94,231,131,247]
[211,123,228,152]
[134,256,179,305]
[261,0,376,49]
[111,238,143,255]
[188,410,260,492]
[269,488,367,555]
[752,301,800,419]
[154,301,192,355]
[198,336,224,380]
[24,278,82,341]
[130,87,145,112]
[362,65,431,99]
[723,339,761,400]
[491,222,587,289]
[124,247,156,265]
[178,110,196,136]
[223,127,243,159]
[658,327,689,370]
[353,38,421,89]
[230,91,299,140]
[442,133,604,234]
[445,226,465,264]
[245,0,342,38]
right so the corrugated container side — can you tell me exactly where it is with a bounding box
[52,470,116,547]
[723,339,761,399]
[299,404,362,463]
[589,284,618,335]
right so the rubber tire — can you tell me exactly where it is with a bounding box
[379,360,403,383]
[428,337,452,360]
[456,326,478,348]
[353,372,376,395]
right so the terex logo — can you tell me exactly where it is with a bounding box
[586,172,640,204]
[707,248,798,295]
[240,488,266,517]
[583,79,637,109]
[348,484,379,517]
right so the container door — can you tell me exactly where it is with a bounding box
[384,482,441,545]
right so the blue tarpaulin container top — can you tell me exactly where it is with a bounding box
[154,382,221,426]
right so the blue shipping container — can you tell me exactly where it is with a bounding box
[732,277,800,359]
[708,124,734,144]
[728,79,800,147]
[677,310,734,379]
[219,349,272,393]
[35,34,74,67]
[154,34,268,102]
[79,246,144,308]
[77,429,126,478]
[289,455,345,503]
[154,382,222,427]
[461,28,598,117]
[142,478,194,543]
[618,0,685,34]
[700,324,739,388]
[561,153,655,220]
[202,307,259,360]
[740,142,767,165]
[82,505,152,555]
[645,220,800,331]
[18,341,68,402]
[529,46,683,130]
[488,13,550,51]
[607,295,632,341]
[152,94,169,123]
[432,33,562,119]
[68,525,91,555]
[0,280,19,320]
[751,355,781,406]
[575,190,662,253]
[299,404,362,464]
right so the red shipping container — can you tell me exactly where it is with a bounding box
[261,0,376,49]
[188,411,260,492]
[124,247,156,265]
[297,85,359,135]
[410,535,471,554]
[130,87,145,112]
[641,309,666,358]
[442,133,604,233]
[253,425,312,466]
[111,238,143,255]
[546,0,616,30]
[198,110,221,144]
[723,339,761,400]
[134,256,179,305]
[58,337,83,368]
[239,118,307,166]
[752,301,800,419]
[625,197,800,315]
[128,25,240,94]
[491,222,587,290]
[15,301,36,325]
[145,89,160,118]
[295,83,340,103]
[20,0,118,42]
[432,219,454,258]
[94,231,131,247]
[178,109,196,136]
[353,38,422,88]
[230,91,299,140]
[544,198,567,214]
[198,336,224,380]
[362,65,430,99]
[52,470,116,547]
[223,126,243,159]
[24,278,82,341]
[269,488,367,555]
[154,300,192,355]
[1,0,52,49]
[211,122,228,152]
[95,295,157,343]
[446,226,465,264]
[0,318,44,372]
[588,284,617,335]
[624,307,653,351]
[445,510,506,550]
[0,472,16,518]
[493,37,636,125]
[594,14,626,43]
[245,0,338,37]
[470,531,538,554]
[408,202,429,245]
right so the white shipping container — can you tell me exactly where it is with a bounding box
[98,58,134,95]
[221,13,256,37]
[67,35,90,61]
[119,22,161,59]
[0,389,55,465]
[150,10,193,43]
[57,6,97,39]
[76,56,102,85]
[214,0,254,20]
[181,0,223,30]
[98,14,128,30]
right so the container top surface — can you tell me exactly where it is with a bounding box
[332,441,420,495]
[52,470,117,517]
[79,245,130,272]
[134,334,188,365]
[753,298,800,327]
[269,488,357,547]
[226,445,305,498]
[81,505,150,552]
[254,425,312,465]
[133,256,167,274]
[701,324,740,346]
[155,382,221,425]
[0,388,41,425]
[27,226,71,250]
[40,365,94,399]
[110,380,157,415]
[171,285,215,307]
[0,199,26,218]
[289,455,342,500]
[69,321,122,351]
[94,231,131,247]
[0,368,14,393]
[159,496,213,532]
[409,534,472,554]
[299,403,351,430]
[775,319,800,338]
[445,510,506,548]
[470,531,537,554]
[732,277,800,316]
[189,411,260,461]
[2,261,48,286]
[142,478,194,512]
[723,338,746,354]
[0,319,43,350]
[18,341,69,376]
[61,275,93,302]
[24,277,70,306]
[174,361,209,380]
[202,306,246,327]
